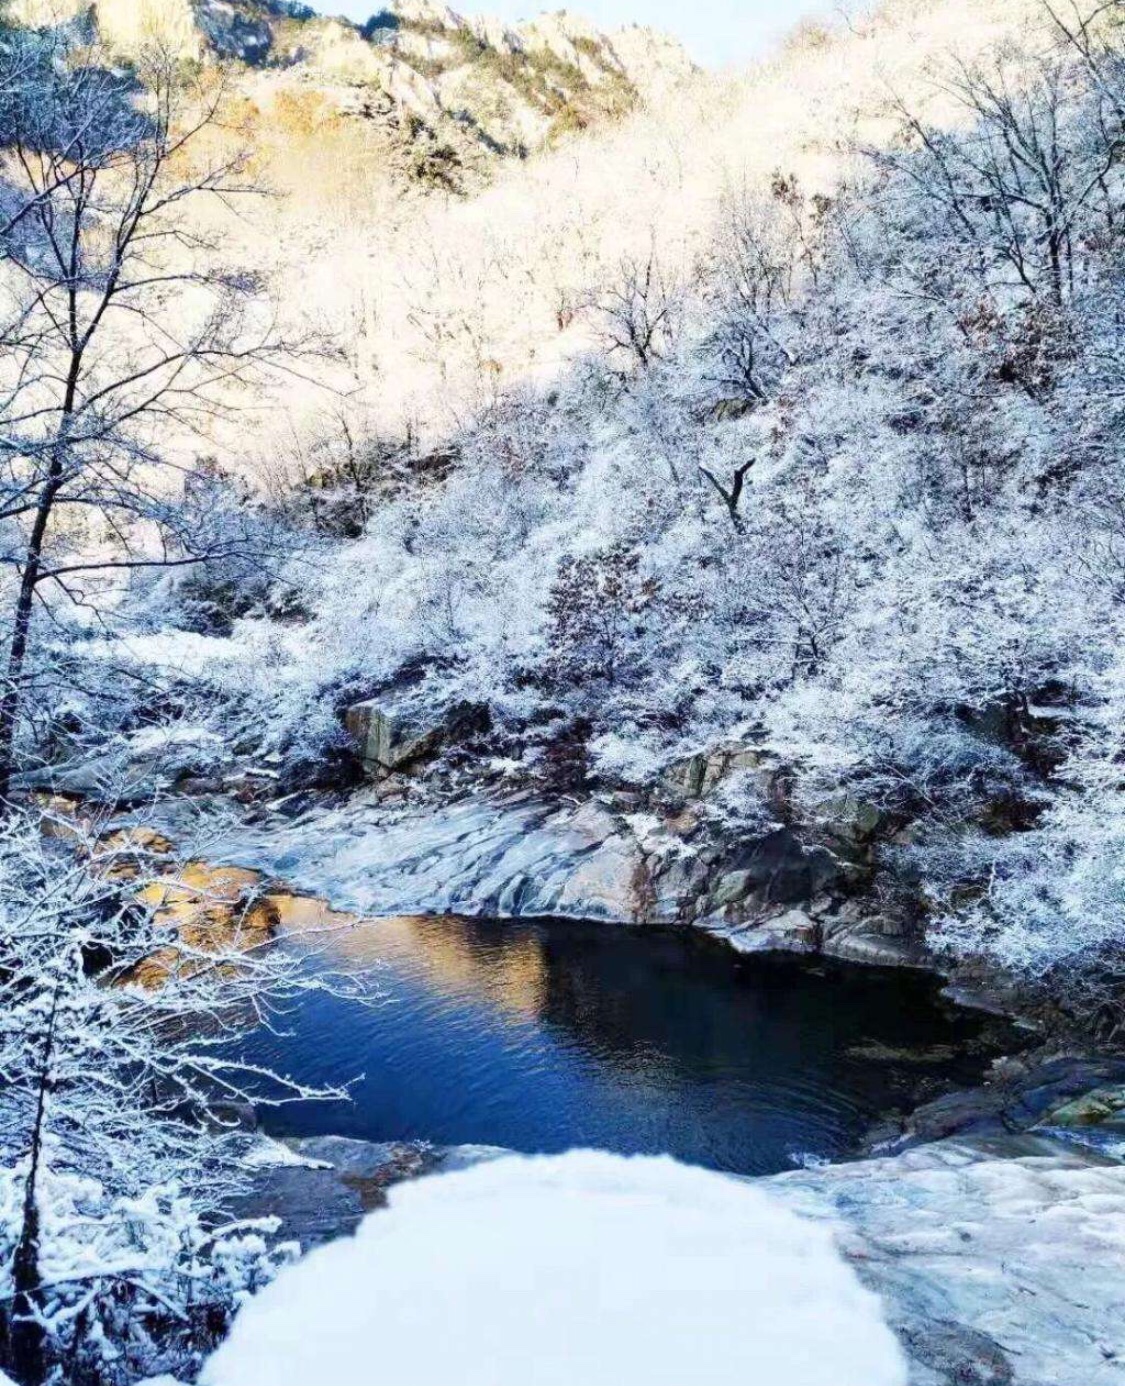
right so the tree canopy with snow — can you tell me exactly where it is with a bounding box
[3,0,1125,1381]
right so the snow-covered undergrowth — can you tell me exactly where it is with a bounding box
[0,812,375,1385]
[0,1163,280,1381]
[932,664,1125,1028]
[199,1151,907,1386]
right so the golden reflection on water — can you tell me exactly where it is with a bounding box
[269,894,549,1021]
[36,804,547,1022]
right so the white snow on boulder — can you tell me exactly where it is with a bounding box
[200,1150,906,1386]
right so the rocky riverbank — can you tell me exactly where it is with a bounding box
[131,784,934,972]
[35,751,1125,1385]
[27,714,944,969]
[773,1052,1125,1386]
[234,1137,508,1246]
[780,1131,1125,1386]
[27,714,1058,1026]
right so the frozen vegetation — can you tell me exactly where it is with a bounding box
[0,811,378,1384]
[4,0,1125,1381]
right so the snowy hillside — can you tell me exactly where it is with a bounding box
[9,0,693,179]
[63,0,1120,1018]
[5,0,1125,1381]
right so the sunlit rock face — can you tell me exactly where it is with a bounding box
[6,0,693,170]
[11,0,202,55]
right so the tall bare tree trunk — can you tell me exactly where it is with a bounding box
[0,457,65,808]
[0,350,78,807]
[7,986,59,1385]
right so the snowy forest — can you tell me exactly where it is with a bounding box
[3,0,1125,1381]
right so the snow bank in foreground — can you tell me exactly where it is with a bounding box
[201,1151,906,1386]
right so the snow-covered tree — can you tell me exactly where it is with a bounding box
[0,31,296,799]
[0,808,364,1385]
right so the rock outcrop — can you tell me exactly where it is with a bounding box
[145,788,924,968]
[345,701,446,778]
[10,0,694,181]
[344,699,490,778]
[776,1134,1125,1386]
[234,1136,506,1246]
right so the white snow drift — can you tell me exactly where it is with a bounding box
[200,1150,906,1386]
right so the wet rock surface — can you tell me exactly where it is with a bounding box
[865,1053,1125,1154]
[235,1137,506,1247]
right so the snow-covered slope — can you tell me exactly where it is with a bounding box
[231,0,1050,451]
[199,1151,907,1386]
[9,0,693,174]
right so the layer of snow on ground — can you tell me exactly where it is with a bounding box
[201,1150,906,1386]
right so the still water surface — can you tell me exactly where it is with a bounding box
[238,914,1005,1176]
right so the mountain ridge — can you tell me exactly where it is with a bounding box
[10,0,696,176]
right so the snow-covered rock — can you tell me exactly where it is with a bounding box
[230,1129,1125,1386]
[774,1134,1125,1386]
[14,725,228,800]
[139,789,919,966]
[200,1151,908,1386]
[197,793,652,923]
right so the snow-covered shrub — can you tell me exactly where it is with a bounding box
[931,658,1125,1030]
[0,1164,286,1386]
[544,544,659,691]
[0,811,367,1385]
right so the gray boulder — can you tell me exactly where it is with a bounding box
[720,827,839,908]
[345,700,490,778]
[662,743,770,800]
[234,1136,507,1248]
[346,701,444,777]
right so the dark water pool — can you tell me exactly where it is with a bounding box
[237,914,1010,1176]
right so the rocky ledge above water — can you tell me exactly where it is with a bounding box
[234,1137,508,1246]
[785,1054,1125,1385]
[140,785,933,973]
[32,711,1040,1009]
[780,1132,1125,1386]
